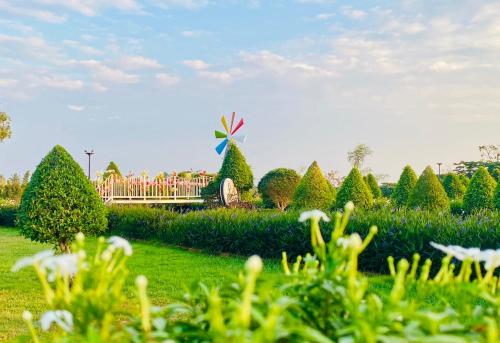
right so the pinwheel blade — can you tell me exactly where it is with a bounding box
[221,116,230,133]
[231,118,244,135]
[215,138,229,155]
[230,112,236,132]
[215,130,227,138]
[231,134,247,143]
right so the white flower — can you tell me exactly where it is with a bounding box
[348,233,363,250]
[430,242,482,262]
[40,254,79,282]
[337,237,350,250]
[40,310,73,332]
[299,210,330,223]
[245,255,263,274]
[479,249,500,271]
[12,250,55,272]
[136,275,148,288]
[344,201,355,212]
[108,236,133,256]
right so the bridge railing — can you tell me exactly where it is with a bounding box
[93,176,214,204]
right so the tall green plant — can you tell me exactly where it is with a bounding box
[17,145,107,252]
[364,173,382,198]
[391,165,417,207]
[258,168,301,210]
[336,168,373,209]
[408,166,449,211]
[463,166,497,212]
[442,173,466,199]
[103,161,122,179]
[218,142,254,193]
[291,161,335,210]
[494,181,500,210]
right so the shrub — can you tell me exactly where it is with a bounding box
[336,167,373,209]
[380,182,396,198]
[257,168,301,210]
[0,204,17,226]
[495,182,500,210]
[17,145,107,252]
[442,173,466,199]
[450,199,465,215]
[463,166,497,212]
[364,173,382,198]
[408,166,449,211]
[291,161,336,210]
[103,161,122,179]
[391,165,417,207]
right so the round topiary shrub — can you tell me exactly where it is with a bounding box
[17,145,107,252]
[391,165,417,208]
[408,166,449,211]
[494,181,500,210]
[463,166,497,212]
[336,167,373,209]
[291,161,336,210]
[364,173,382,199]
[258,168,301,210]
[442,173,466,199]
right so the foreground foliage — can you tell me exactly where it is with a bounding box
[16,203,499,342]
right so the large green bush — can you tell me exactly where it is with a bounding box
[463,166,497,212]
[336,168,373,209]
[494,181,500,210]
[17,145,107,252]
[391,165,417,207]
[291,161,336,210]
[257,168,300,210]
[442,173,466,199]
[364,173,382,198]
[408,166,449,211]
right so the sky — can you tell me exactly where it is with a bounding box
[0,0,499,182]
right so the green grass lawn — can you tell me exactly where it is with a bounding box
[0,226,394,342]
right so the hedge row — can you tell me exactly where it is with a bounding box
[0,204,17,227]
[108,206,500,274]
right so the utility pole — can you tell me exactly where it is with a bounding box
[437,162,443,177]
[84,150,95,179]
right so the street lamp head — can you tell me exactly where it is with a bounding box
[84,149,95,156]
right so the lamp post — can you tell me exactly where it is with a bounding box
[84,150,95,179]
[437,162,443,177]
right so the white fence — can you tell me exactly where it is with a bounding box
[93,176,213,204]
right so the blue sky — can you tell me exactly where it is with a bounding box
[1,0,499,182]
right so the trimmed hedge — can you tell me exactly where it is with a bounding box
[106,206,500,274]
[257,168,301,210]
[463,166,497,212]
[495,182,500,210]
[391,165,417,207]
[336,168,373,209]
[408,166,449,211]
[442,173,466,199]
[0,204,17,226]
[364,173,382,199]
[292,161,336,210]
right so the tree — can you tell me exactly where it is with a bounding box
[103,161,122,179]
[408,166,449,211]
[364,173,382,198]
[0,112,11,142]
[258,168,301,210]
[494,181,500,210]
[391,165,417,208]
[336,167,373,209]
[17,145,107,252]
[347,144,372,169]
[463,166,497,212]
[292,161,336,210]
[479,145,499,162]
[442,173,466,199]
[22,171,31,186]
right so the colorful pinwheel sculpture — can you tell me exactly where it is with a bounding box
[214,112,246,155]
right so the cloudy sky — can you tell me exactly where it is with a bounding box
[1,0,499,182]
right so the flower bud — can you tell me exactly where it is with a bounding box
[75,232,84,243]
[245,255,263,274]
[22,310,33,322]
[136,275,148,288]
[344,201,355,212]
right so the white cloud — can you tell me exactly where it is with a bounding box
[152,0,209,10]
[36,0,141,16]
[314,13,335,21]
[118,56,162,70]
[341,7,366,20]
[180,30,204,38]
[155,72,180,86]
[0,0,66,23]
[198,68,243,82]
[38,75,84,90]
[67,104,85,111]
[182,59,210,70]
[0,78,19,87]
[63,39,102,56]
[69,59,139,84]
[430,61,465,72]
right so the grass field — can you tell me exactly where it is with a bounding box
[0,226,394,342]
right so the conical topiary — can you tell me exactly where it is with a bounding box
[292,161,336,210]
[442,173,466,199]
[494,181,500,210]
[336,167,374,209]
[408,166,449,211]
[103,161,122,179]
[258,168,301,210]
[391,165,417,208]
[364,173,382,199]
[463,166,497,212]
[217,142,254,193]
[17,145,107,252]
